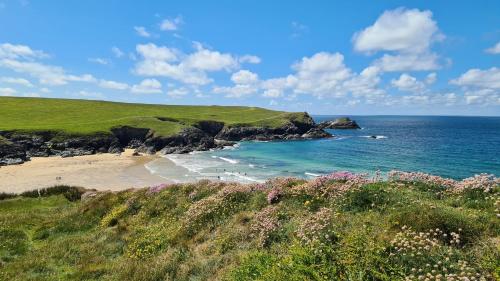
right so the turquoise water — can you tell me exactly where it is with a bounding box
[146,116,500,183]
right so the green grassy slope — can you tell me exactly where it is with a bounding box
[0,97,301,137]
[0,176,498,280]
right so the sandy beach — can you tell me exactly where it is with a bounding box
[0,150,172,193]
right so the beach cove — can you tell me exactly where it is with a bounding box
[0,150,172,193]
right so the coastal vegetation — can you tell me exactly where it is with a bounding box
[0,97,304,137]
[0,171,498,280]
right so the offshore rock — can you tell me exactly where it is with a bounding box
[317,117,360,129]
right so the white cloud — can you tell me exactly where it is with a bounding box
[0,43,48,60]
[451,67,500,89]
[450,67,500,106]
[262,89,283,98]
[464,89,500,106]
[485,42,500,54]
[134,26,151,38]
[167,87,189,98]
[183,48,238,71]
[291,52,352,97]
[239,55,261,64]
[426,72,437,84]
[373,52,440,72]
[134,43,239,85]
[353,8,440,54]
[258,53,384,101]
[213,84,258,98]
[0,87,16,96]
[131,79,162,94]
[0,59,96,85]
[136,43,178,61]
[231,70,258,84]
[98,79,129,90]
[214,70,260,98]
[160,16,183,31]
[391,73,426,93]
[78,90,104,99]
[0,77,33,87]
[343,66,385,102]
[353,8,443,72]
[111,46,124,58]
[88,57,110,65]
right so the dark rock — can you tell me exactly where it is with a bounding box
[193,120,225,137]
[132,151,140,156]
[301,128,333,139]
[127,139,143,149]
[215,112,329,142]
[111,126,150,147]
[0,137,28,166]
[317,117,360,129]
[214,139,236,147]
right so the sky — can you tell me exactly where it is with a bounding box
[0,0,499,115]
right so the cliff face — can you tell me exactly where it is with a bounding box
[0,112,331,166]
[317,117,360,129]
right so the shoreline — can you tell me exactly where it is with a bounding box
[0,149,172,193]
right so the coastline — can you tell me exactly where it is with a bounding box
[0,149,172,193]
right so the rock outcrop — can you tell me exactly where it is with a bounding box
[0,113,332,166]
[317,117,360,129]
[0,137,27,165]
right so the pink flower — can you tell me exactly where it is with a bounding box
[267,188,282,204]
[147,183,171,194]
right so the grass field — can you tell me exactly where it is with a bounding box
[0,172,498,280]
[0,97,304,137]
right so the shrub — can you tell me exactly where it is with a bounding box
[0,192,16,201]
[19,185,85,202]
[390,205,488,245]
[100,203,129,227]
[251,206,282,247]
[296,207,338,248]
[343,183,393,212]
[181,184,253,236]
[389,226,491,280]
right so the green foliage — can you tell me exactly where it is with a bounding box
[0,178,497,280]
[0,229,29,262]
[19,185,85,202]
[343,183,394,212]
[0,97,300,137]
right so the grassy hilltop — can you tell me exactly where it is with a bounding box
[0,97,305,137]
[0,172,498,280]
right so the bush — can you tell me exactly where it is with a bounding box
[390,204,489,245]
[343,183,393,212]
[0,192,16,201]
[19,185,85,202]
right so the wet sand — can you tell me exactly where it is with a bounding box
[0,150,173,193]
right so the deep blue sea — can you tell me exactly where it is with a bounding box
[146,116,500,183]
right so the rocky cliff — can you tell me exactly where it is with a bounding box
[0,112,331,166]
[317,117,360,129]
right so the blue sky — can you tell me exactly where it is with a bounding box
[0,0,499,115]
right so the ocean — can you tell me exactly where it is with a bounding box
[145,116,500,183]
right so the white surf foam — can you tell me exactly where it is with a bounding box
[361,135,387,139]
[223,171,264,183]
[218,157,239,164]
[305,172,321,177]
